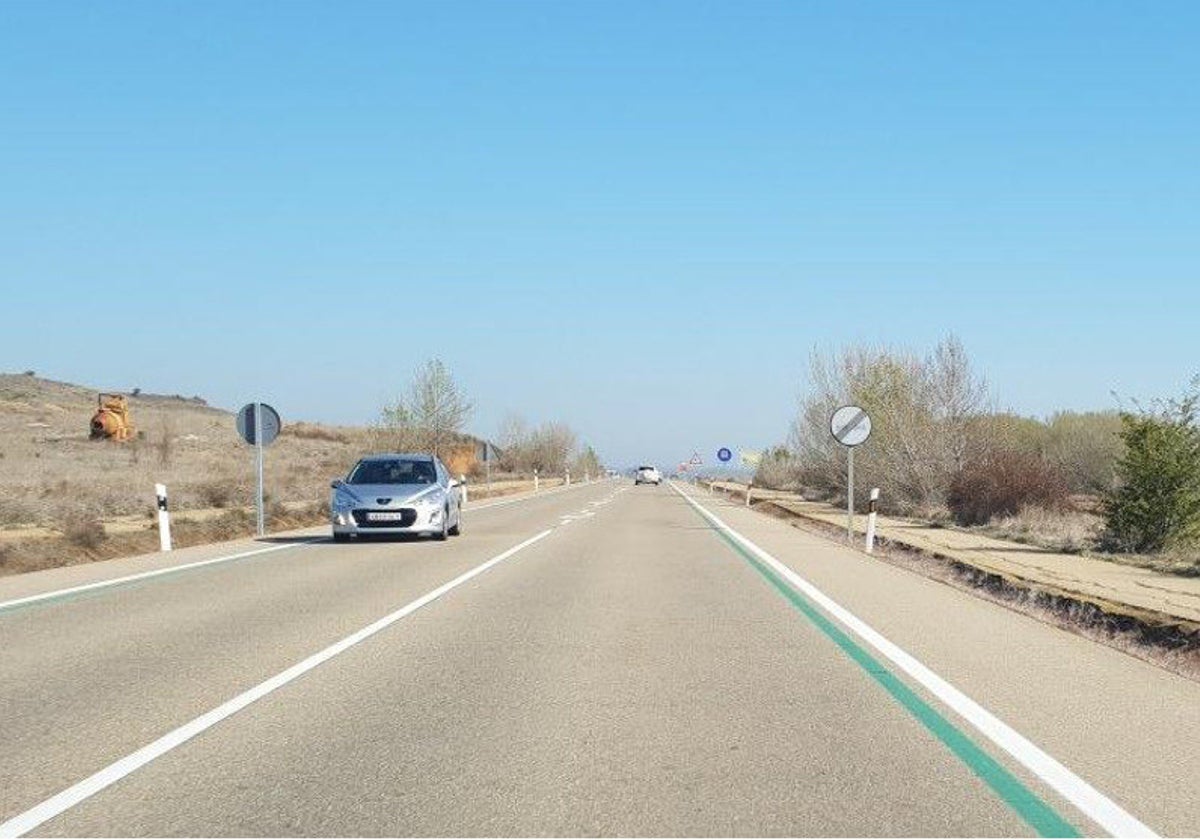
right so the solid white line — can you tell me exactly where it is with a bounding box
[668,481,1157,839]
[0,540,323,613]
[0,479,615,613]
[0,527,555,838]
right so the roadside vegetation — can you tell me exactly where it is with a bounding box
[0,364,604,576]
[754,339,1200,573]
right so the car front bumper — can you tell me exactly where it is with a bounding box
[331,505,445,537]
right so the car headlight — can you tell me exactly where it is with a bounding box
[332,490,358,511]
[417,491,446,509]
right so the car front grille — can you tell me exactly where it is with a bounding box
[351,508,418,528]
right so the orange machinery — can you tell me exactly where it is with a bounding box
[90,393,135,441]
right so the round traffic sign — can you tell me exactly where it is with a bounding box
[830,405,871,447]
[717,447,733,462]
[237,402,282,446]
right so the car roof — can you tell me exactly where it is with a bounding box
[359,453,436,462]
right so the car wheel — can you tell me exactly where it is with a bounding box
[434,509,449,541]
[449,506,462,536]
[333,532,350,543]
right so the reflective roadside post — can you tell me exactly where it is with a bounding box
[534,469,539,492]
[155,483,171,551]
[866,488,880,553]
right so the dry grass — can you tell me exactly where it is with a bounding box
[0,504,331,577]
[282,422,351,444]
[0,373,560,576]
[970,503,1199,574]
[0,374,372,531]
[974,505,1103,554]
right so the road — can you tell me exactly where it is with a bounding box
[1,479,1197,837]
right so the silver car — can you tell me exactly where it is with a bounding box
[330,453,463,542]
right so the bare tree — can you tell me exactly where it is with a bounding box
[496,412,530,471]
[379,359,473,455]
[789,335,989,513]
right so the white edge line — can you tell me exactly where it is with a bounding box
[668,481,1157,839]
[0,540,323,613]
[0,477,615,612]
[0,527,555,838]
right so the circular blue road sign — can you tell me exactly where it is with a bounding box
[717,447,733,462]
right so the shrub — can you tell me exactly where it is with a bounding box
[197,481,234,508]
[282,423,350,444]
[1044,411,1124,494]
[1102,382,1200,553]
[63,517,107,550]
[948,450,1069,526]
[754,446,799,490]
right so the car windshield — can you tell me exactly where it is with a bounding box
[639,466,656,472]
[348,459,436,485]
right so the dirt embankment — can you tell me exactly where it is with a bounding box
[705,481,1200,681]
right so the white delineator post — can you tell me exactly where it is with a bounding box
[865,488,880,553]
[534,469,539,492]
[460,474,468,505]
[745,482,752,507]
[565,469,571,486]
[155,483,172,551]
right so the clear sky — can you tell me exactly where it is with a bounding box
[2,1,1198,469]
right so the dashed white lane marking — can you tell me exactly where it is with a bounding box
[0,480,623,614]
[0,528,556,838]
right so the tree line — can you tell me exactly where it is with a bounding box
[756,336,1200,557]
[374,358,603,479]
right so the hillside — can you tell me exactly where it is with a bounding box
[0,372,481,530]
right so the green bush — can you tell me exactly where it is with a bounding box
[1102,382,1200,553]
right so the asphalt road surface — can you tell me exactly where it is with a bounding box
[1,479,1197,837]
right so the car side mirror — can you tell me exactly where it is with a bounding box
[449,478,461,488]
[330,479,344,490]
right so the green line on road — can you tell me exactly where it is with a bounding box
[700,521,1081,838]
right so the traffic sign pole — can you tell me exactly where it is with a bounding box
[255,403,265,537]
[830,405,871,547]
[237,402,280,540]
[847,447,854,542]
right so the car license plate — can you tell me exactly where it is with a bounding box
[366,512,405,522]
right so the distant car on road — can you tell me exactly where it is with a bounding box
[330,453,463,542]
[634,465,662,485]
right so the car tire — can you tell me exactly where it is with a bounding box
[434,510,449,541]
[333,532,350,543]
[449,506,462,536]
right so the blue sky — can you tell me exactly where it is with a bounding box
[2,1,1198,468]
